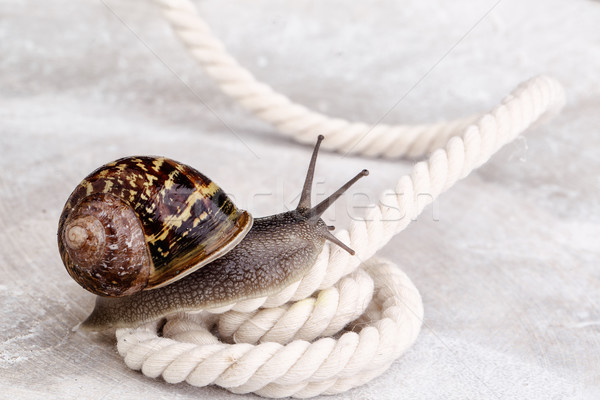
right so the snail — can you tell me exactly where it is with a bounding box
[58,136,368,330]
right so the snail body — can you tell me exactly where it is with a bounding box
[81,212,328,330]
[58,136,368,330]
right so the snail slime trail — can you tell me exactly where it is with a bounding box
[58,136,368,330]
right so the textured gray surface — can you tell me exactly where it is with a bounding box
[1,0,599,399]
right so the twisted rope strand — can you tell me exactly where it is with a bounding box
[217,268,375,345]
[114,1,566,397]
[156,0,486,159]
[117,259,423,397]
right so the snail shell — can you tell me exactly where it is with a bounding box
[57,157,252,297]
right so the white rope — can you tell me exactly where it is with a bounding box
[115,0,566,397]
[117,258,423,397]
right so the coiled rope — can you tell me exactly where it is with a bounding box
[116,0,565,397]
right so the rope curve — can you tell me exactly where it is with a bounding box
[114,0,566,397]
[156,0,488,160]
[117,258,422,397]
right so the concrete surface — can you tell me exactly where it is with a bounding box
[1,0,599,399]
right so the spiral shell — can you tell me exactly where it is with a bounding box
[57,156,252,297]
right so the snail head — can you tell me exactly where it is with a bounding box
[295,135,369,255]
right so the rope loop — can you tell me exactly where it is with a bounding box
[117,259,423,397]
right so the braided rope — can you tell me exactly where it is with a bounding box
[115,1,566,397]
[117,258,422,397]
[157,0,484,160]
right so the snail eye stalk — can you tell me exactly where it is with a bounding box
[295,135,369,256]
[297,135,324,211]
[304,169,369,222]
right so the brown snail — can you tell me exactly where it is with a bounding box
[58,136,368,330]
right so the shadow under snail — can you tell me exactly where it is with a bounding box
[58,136,368,330]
